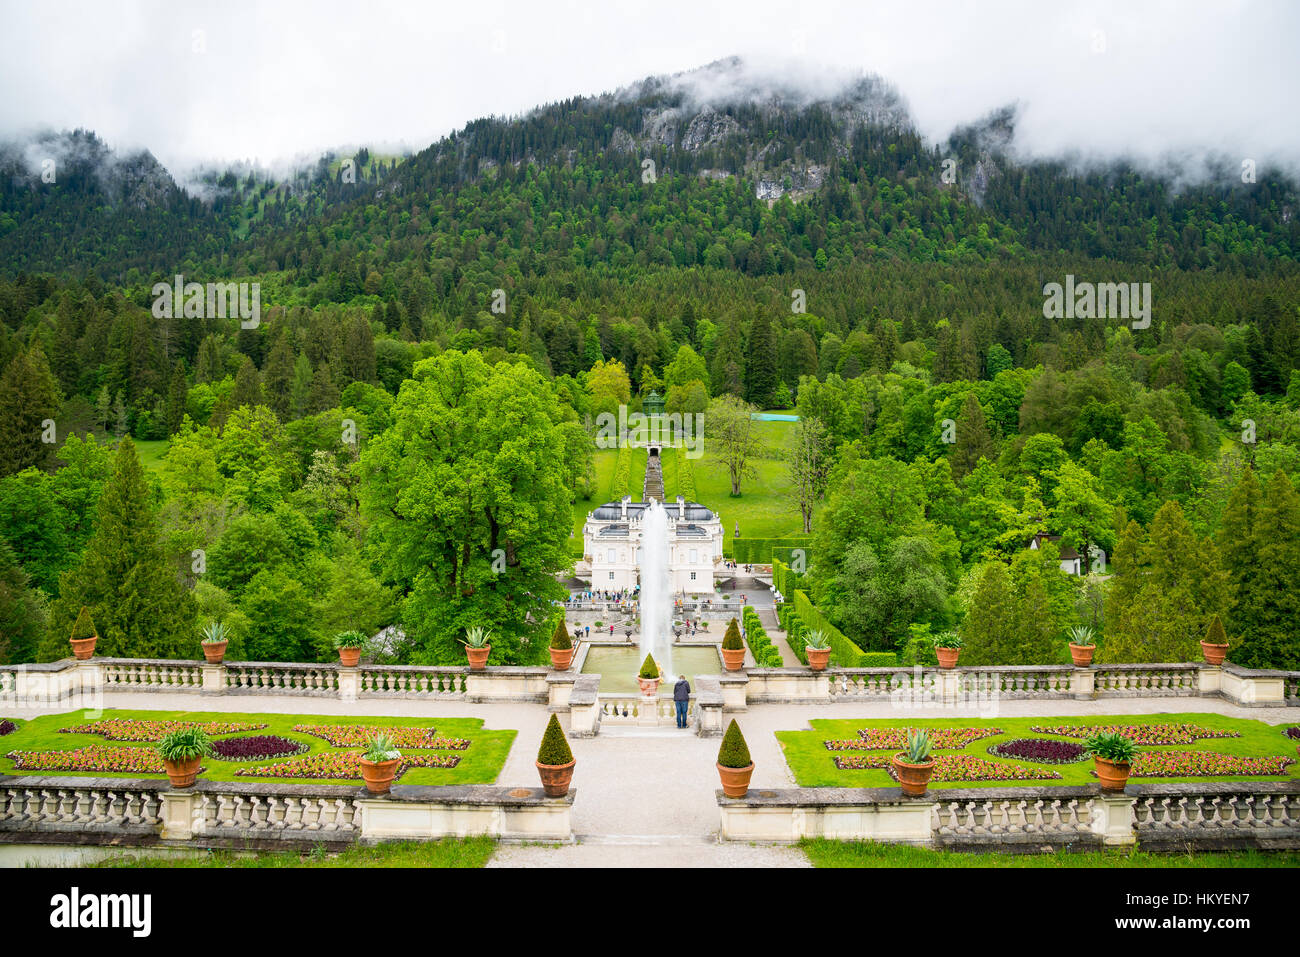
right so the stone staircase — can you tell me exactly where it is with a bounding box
[643,452,665,501]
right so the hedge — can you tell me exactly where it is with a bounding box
[724,536,814,564]
[791,590,870,668]
[611,446,632,500]
[771,557,807,597]
[776,597,898,668]
[675,446,698,501]
[741,606,784,667]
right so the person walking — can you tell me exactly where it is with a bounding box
[673,674,691,729]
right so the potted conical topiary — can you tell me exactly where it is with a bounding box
[461,626,492,670]
[891,728,935,797]
[1067,624,1096,667]
[636,653,662,695]
[157,727,212,788]
[334,629,365,667]
[716,719,754,797]
[1200,615,1229,666]
[549,618,574,671]
[804,630,832,671]
[934,633,962,669]
[69,606,98,660]
[721,618,745,671]
[1085,731,1137,791]
[536,714,576,797]
[200,620,230,664]
[359,732,401,794]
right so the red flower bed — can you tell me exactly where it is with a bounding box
[60,719,266,742]
[0,720,16,736]
[1285,726,1300,741]
[292,724,469,750]
[210,735,309,762]
[234,751,460,780]
[6,745,197,775]
[832,753,1062,781]
[1030,723,1241,745]
[988,738,1087,764]
[826,727,1003,751]
[1118,751,1295,778]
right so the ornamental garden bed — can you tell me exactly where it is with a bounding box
[1,709,515,786]
[0,719,18,736]
[778,713,1300,789]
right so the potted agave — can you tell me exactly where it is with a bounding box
[716,719,754,798]
[721,618,745,671]
[1067,624,1096,668]
[1200,615,1229,667]
[549,618,574,671]
[157,727,212,788]
[636,653,663,695]
[536,713,576,797]
[359,732,402,794]
[1085,731,1137,791]
[462,626,492,670]
[804,630,832,671]
[200,620,230,664]
[335,629,365,667]
[891,729,936,796]
[934,633,962,669]
[69,606,98,660]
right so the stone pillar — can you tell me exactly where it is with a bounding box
[937,670,961,703]
[567,675,601,737]
[201,664,225,694]
[1196,663,1221,696]
[160,790,198,840]
[719,674,749,711]
[637,693,659,726]
[1070,667,1095,700]
[547,672,577,712]
[338,667,359,702]
[1088,792,1136,846]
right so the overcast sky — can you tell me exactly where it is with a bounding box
[1,0,1297,174]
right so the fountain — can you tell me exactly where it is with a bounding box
[639,500,673,679]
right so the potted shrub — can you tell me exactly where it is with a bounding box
[536,713,576,797]
[549,618,574,671]
[200,620,230,664]
[716,719,754,797]
[461,626,492,669]
[335,629,365,667]
[1200,615,1229,666]
[891,728,936,797]
[157,727,212,788]
[69,606,98,660]
[636,653,663,695]
[804,629,832,671]
[1067,624,1096,668]
[1085,731,1137,791]
[933,633,963,669]
[721,618,745,671]
[359,732,402,794]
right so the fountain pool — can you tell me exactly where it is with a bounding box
[580,645,722,695]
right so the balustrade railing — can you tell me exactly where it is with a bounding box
[100,658,204,691]
[1093,663,1200,696]
[225,662,340,695]
[358,665,467,697]
[932,788,1094,843]
[193,787,361,839]
[598,694,696,725]
[0,779,164,834]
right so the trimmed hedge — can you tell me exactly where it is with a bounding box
[537,714,574,765]
[771,557,807,597]
[611,446,632,500]
[717,719,752,768]
[777,596,899,668]
[741,606,784,668]
[675,446,698,501]
[724,536,813,564]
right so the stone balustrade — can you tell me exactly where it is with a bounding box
[717,781,1300,849]
[0,775,574,847]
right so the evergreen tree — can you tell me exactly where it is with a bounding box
[0,343,62,477]
[164,360,188,436]
[1223,470,1300,668]
[308,360,341,413]
[262,333,296,421]
[960,561,1016,665]
[0,539,46,663]
[744,312,778,408]
[343,314,377,383]
[948,391,996,479]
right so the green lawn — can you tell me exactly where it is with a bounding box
[800,839,1300,868]
[0,708,515,786]
[133,439,170,473]
[777,713,1300,788]
[89,837,497,868]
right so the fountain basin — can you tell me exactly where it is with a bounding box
[580,645,722,695]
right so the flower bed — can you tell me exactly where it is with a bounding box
[233,751,460,780]
[824,727,1004,752]
[6,745,191,775]
[0,720,17,736]
[1285,727,1300,741]
[1030,723,1241,745]
[987,738,1088,765]
[832,753,1062,781]
[291,724,469,750]
[60,719,267,742]
[210,735,310,762]
[1117,751,1295,778]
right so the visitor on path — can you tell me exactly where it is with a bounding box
[609,623,614,636]
[673,675,691,728]
[584,625,590,639]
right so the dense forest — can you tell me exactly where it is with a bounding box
[1,62,1298,670]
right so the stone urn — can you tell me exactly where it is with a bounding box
[891,754,936,797]
[162,756,202,789]
[1200,640,1228,667]
[70,636,97,660]
[1093,756,1131,792]
[359,756,400,794]
[716,761,754,798]
[536,758,576,797]
[935,647,961,669]
[202,641,228,665]
[1068,643,1095,667]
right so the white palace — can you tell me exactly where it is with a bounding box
[582,495,724,594]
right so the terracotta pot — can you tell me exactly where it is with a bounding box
[70,636,97,660]
[806,646,832,671]
[1068,643,1095,668]
[359,756,400,794]
[721,647,746,671]
[338,646,361,667]
[549,646,574,671]
[717,761,754,798]
[637,676,662,695]
[536,759,576,797]
[891,755,936,796]
[935,647,960,669]
[1094,756,1131,792]
[466,645,490,670]
[1200,641,1228,667]
[162,755,202,788]
[202,641,227,665]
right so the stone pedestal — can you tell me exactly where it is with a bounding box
[160,790,197,840]
[1089,792,1137,846]
[637,693,659,725]
[201,664,225,694]
[547,672,577,712]
[1069,667,1095,700]
[338,667,359,701]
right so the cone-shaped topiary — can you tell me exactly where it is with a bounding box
[638,653,660,679]
[717,719,752,768]
[1204,615,1228,646]
[70,606,97,641]
[721,618,743,650]
[537,714,574,766]
[551,618,572,650]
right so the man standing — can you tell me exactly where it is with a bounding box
[673,674,691,729]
